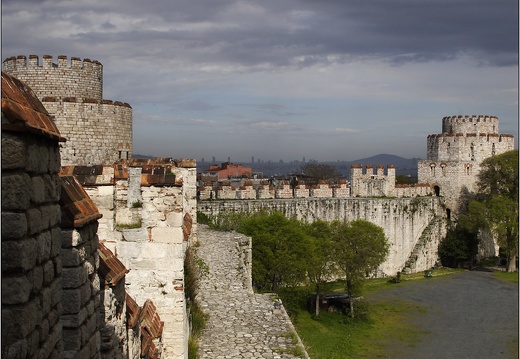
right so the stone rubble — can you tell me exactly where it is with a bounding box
[196,226,308,359]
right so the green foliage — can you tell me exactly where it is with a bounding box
[116,218,142,229]
[184,246,209,359]
[331,219,389,317]
[238,211,311,292]
[131,200,142,208]
[208,211,253,231]
[304,220,338,316]
[395,174,413,184]
[461,150,519,272]
[196,211,212,225]
[438,225,479,268]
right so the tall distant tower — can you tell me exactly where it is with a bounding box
[418,115,514,216]
[2,55,132,165]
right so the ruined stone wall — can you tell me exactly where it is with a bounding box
[1,120,63,358]
[68,159,197,359]
[2,55,133,166]
[198,197,447,276]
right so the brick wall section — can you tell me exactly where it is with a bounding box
[2,55,133,166]
[1,73,64,358]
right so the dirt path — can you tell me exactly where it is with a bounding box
[368,271,518,359]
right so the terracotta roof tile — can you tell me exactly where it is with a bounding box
[126,293,141,329]
[59,175,102,228]
[140,299,164,339]
[98,241,129,287]
[1,72,65,141]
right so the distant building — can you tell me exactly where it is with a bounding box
[199,162,253,182]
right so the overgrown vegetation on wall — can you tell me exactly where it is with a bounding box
[184,244,209,359]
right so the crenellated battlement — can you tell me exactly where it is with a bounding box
[3,53,133,166]
[2,54,103,101]
[419,115,514,215]
[3,55,102,72]
[442,115,499,135]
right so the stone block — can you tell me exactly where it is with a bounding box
[62,266,88,289]
[2,173,31,210]
[37,230,52,264]
[41,204,61,229]
[50,226,62,257]
[26,208,43,235]
[2,238,38,271]
[61,289,82,314]
[26,140,49,174]
[166,209,183,227]
[1,297,40,339]
[61,307,88,328]
[1,274,32,304]
[152,226,184,244]
[62,327,81,352]
[1,212,27,239]
[43,259,55,285]
[31,176,46,204]
[30,265,44,293]
[1,133,26,170]
[3,339,28,359]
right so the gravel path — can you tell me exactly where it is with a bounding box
[369,271,519,359]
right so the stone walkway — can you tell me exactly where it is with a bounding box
[196,225,308,359]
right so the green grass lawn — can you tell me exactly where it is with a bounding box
[492,270,519,284]
[291,268,463,359]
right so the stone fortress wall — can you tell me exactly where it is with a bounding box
[418,115,515,213]
[2,55,133,166]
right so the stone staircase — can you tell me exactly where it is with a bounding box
[402,217,441,274]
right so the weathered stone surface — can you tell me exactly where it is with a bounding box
[1,133,26,170]
[197,226,308,359]
[1,212,27,239]
[1,173,31,210]
[1,274,32,304]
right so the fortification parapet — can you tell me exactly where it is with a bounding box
[3,54,133,166]
[442,115,499,135]
[3,55,103,100]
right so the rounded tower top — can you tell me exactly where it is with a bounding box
[442,115,499,135]
[2,55,103,101]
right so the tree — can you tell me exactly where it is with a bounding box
[238,211,311,291]
[304,220,337,316]
[299,162,342,187]
[461,150,518,272]
[331,220,389,318]
[438,225,479,268]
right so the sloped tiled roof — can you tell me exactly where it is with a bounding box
[1,72,65,141]
[59,175,102,228]
[98,241,129,287]
[125,293,141,329]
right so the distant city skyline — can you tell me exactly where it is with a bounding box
[2,0,518,162]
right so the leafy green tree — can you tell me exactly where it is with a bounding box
[331,220,389,318]
[438,225,479,268]
[238,211,311,291]
[304,220,337,316]
[461,150,518,272]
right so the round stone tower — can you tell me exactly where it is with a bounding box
[418,115,514,216]
[2,55,133,166]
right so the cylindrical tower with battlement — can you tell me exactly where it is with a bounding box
[418,115,514,216]
[2,55,132,166]
[442,115,499,135]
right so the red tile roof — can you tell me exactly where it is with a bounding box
[1,72,65,141]
[59,175,102,228]
[98,241,129,287]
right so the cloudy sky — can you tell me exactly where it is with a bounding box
[2,0,518,162]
